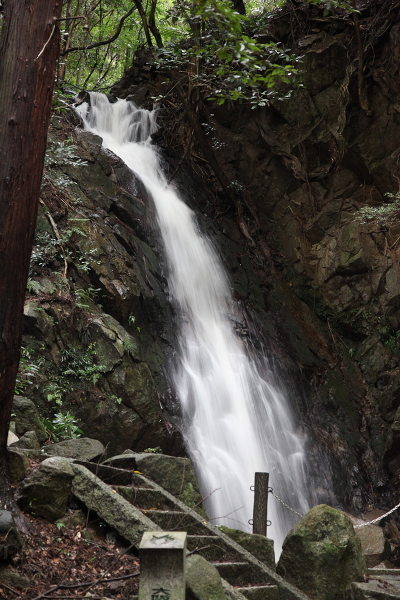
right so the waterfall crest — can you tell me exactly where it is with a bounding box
[76,92,310,556]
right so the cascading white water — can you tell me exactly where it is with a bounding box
[77,92,310,556]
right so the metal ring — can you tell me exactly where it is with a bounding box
[248,519,253,526]
[267,520,272,526]
[250,486,255,491]
[268,487,273,493]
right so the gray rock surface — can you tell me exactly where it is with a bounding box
[219,526,275,570]
[6,448,30,483]
[355,524,391,568]
[132,454,203,509]
[10,430,41,450]
[0,511,23,561]
[102,454,137,469]
[12,396,47,443]
[7,431,18,446]
[277,504,367,600]
[43,437,105,461]
[186,555,225,600]
[17,456,75,521]
[349,575,400,600]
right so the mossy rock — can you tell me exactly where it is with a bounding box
[277,505,367,600]
[218,526,275,570]
[12,396,47,444]
[133,454,203,510]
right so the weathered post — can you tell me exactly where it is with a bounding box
[139,531,187,600]
[252,472,269,536]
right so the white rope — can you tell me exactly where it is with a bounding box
[354,501,400,528]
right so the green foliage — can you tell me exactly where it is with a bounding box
[15,346,44,395]
[26,278,41,295]
[143,446,163,454]
[75,287,101,309]
[60,343,107,384]
[354,193,400,226]
[44,382,64,406]
[44,138,87,187]
[43,411,83,441]
[156,0,300,107]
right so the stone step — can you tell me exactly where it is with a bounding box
[212,561,270,586]
[74,460,151,487]
[349,576,400,599]
[187,535,244,562]
[117,486,179,511]
[237,585,281,600]
[139,510,211,535]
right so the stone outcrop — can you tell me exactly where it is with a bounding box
[277,505,367,600]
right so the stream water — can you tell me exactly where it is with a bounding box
[76,92,310,556]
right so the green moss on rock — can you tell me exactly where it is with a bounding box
[277,505,367,600]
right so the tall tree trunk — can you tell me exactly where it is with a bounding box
[0,0,62,525]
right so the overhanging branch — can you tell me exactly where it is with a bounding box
[60,5,136,56]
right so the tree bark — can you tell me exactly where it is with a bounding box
[0,0,62,524]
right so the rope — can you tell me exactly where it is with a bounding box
[353,501,400,528]
[268,488,304,519]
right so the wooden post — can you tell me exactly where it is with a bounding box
[252,472,269,536]
[139,531,187,600]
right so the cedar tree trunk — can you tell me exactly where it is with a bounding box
[0,0,62,523]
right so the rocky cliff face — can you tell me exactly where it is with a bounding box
[21,0,400,516]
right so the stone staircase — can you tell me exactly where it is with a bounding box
[72,459,310,600]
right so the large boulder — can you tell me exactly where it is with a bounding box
[277,504,367,600]
[0,511,23,561]
[12,396,47,443]
[132,454,203,509]
[42,437,105,461]
[17,456,74,521]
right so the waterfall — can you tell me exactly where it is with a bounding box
[76,92,310,556]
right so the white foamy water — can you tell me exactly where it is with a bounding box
[77,92,310,556]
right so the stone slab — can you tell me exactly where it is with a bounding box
[71,463,160,546]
